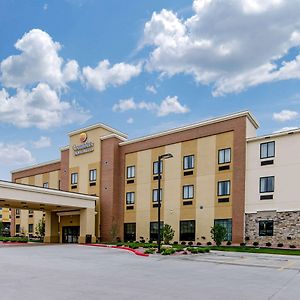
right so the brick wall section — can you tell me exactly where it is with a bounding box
[11,162,61,181]
[118,116,247,244]
[245,211,300,246]
[100,137,122,241]
[60,149,69,192]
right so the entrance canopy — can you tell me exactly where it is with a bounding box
[0,180,97,211]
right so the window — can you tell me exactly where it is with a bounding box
[16,209,20,215]
[152,189,162,202]
[16,224,20,233]
[183,155,194,170]
[214,219,232,241]
[153,161,163,175]
[180,220,195,241]
[89,169,97,182]
[124,223,136,242]
[183,185,194,199]
[28,224,34,233]
[127,166,135,179]
[259,220,273,236]
[43,182,49,188]
[126,192,135,205]
[218,148,231,164]
[218,180,230,196]
[260,141,275,159]
[71,173,78,185]
[260,176,274,193]
[0,214,2,219]
[150,222,164,241]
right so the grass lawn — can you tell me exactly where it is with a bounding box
[210,246,300,256]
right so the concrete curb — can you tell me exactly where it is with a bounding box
[84,243,149,257]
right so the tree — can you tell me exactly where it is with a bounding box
[35,217,45,238]
[211,224,227,246]
[163,224,175,244]
[0,221,2,237]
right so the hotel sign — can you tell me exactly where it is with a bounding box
[73,132,94,156]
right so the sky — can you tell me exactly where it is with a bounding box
[1,0,300,180]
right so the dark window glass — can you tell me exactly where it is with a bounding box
[127,166,135,179]
[124,223,136,241]
[89,169,97,182]
[260,176,274,193]
[218,148,231,164]
[218,180,230,196]
[71,173,78,185]
[126,192,135,205]
[28,224,34,233]
[153,161,163,175]
[214,219,232,241]
[180,220,195,241]
[259,220,273,236]
[260,142,275,159]
[183,155,195,170]
[16,224,20,233]
[43,182,49,188]
[150,222,164,241]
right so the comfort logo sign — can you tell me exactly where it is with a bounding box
[73,132,94,156]
[80,132,88,143]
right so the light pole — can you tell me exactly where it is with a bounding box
[157,153,173,253]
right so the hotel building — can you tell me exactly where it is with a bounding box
[6,111,300,245]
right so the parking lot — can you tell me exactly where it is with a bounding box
[0,244,299,300]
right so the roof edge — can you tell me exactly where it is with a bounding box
[120,110,259,146]
[11,159,61,174]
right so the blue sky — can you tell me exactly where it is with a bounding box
[1,0,300,180]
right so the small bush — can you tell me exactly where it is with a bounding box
[245,236,250,241]
[173,241,178,245]
[277,243,283,247]
[140,239,145,243]
[226,241,232,246]
[204,248,210,253]
[287,237,292,240]
[182,251,188,255]
[148,240,153,243]
[290,245,296,249]
[188,247,198,254]
[197,248,205,253]
[181,241,186,245]
[175,248,183,252]
[266,242,272,247]
[144,248,155,254]
[201,236,206,240]
[188,241,193,246]
[253,242,259,247]
[196,242,202,246]
[207,241,212,246]
[240,242,246,247]
[161,248,176,255]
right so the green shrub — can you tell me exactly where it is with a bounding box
[211,224,227,247]
[163,224,175,244]
[161,248,176,255]
[144,248,156,254]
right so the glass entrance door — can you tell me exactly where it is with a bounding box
[62,226,80,243]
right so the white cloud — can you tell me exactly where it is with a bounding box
[273,110,299,122]
[112,96,189,117]
[43,3,48,10]
[143,0,300,96]
[32,136,51,148]
[82,60,142,91]
[157,96,190,116]
[146,85,157,94]
[127,117,134,124]
[273,126,298,133]
[112,98,136,112]
[0,143,35,165]
[0,29,79,89]
[0,83,90,129]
